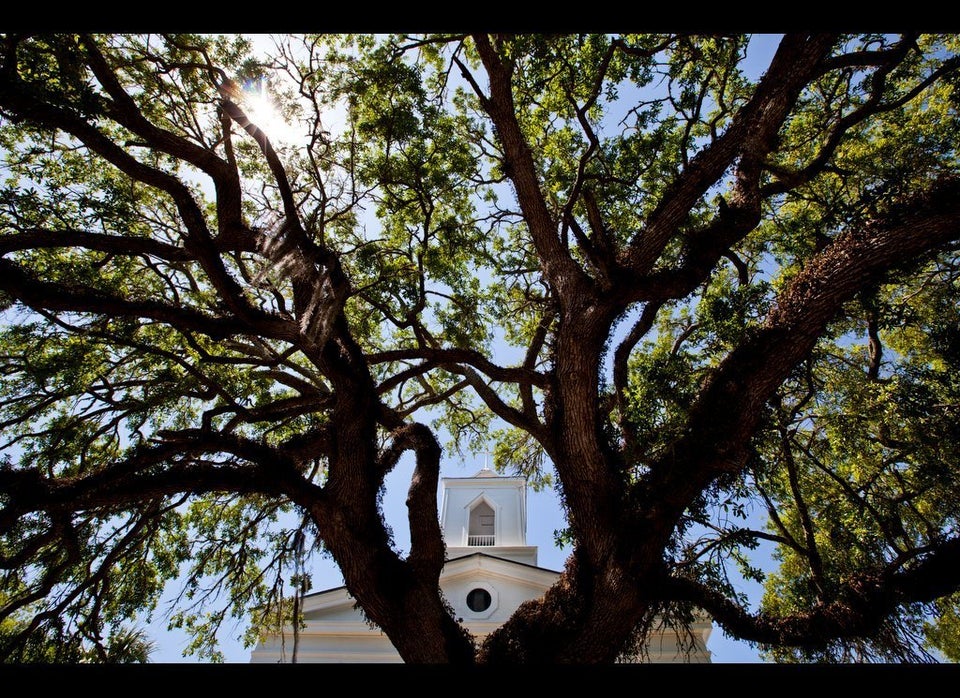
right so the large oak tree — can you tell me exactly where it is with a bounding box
[1,33,960,663]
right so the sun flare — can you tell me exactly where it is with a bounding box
[240,80,301,146]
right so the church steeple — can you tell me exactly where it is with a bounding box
[439,465,537,565]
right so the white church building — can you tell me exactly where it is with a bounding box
[249,467,712,663]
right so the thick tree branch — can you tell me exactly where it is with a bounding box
[470,34,592,300]
[0,228,194,260]
[664,535,960,649]
[764,46,960,196]
[78,35,248,242]
[378,423,445,578]
[0,71,296,342]
[639,174,960,536]
[624,34,838,275]
[0,435,321,536]
[0,258,292,341]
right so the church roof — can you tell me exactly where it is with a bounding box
[297,551,562,604]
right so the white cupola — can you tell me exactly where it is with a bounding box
[439,466,538,566]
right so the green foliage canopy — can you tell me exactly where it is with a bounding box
[1,33,960,663]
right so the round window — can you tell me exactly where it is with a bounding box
[466,587,492,612]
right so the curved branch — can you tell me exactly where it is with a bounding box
[777,420,828,597]
[371,347,549,389]
[219,96,299,228]
[378,422,445,577]
[557,42,618,262]
[817,35,920,74]
[455,366,549,448]
[520,313,551,423]
[663,536,960,649]
[681,524,802,566]
[396,379,471,419]
[611,301,664,454]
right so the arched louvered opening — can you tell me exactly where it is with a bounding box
[468,500,495,546]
